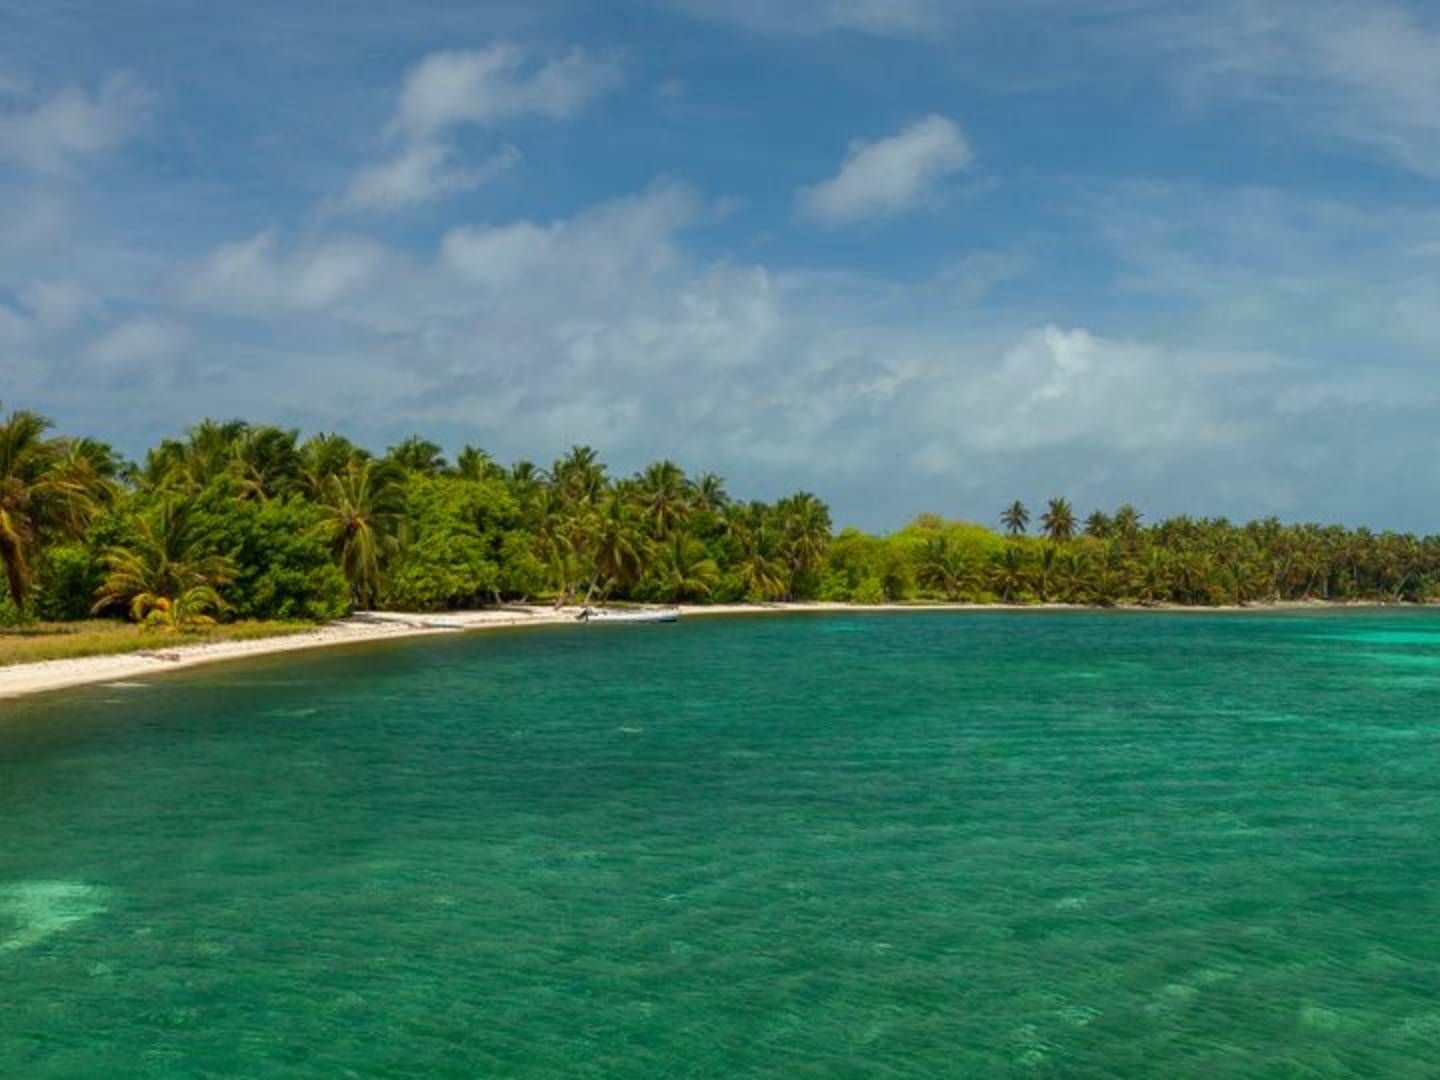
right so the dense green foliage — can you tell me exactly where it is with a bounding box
[4,405,1440,627]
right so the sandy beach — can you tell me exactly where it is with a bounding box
[0,598,1402,703]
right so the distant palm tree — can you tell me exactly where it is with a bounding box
[317,459,407,607]
[688,472,729,514]
[387,436,446,476]
[1040,497,1076,543]
[1001,500,1029,537]
[587,494,646,602]
[777,492,831,597]
[453,445,503,482]
[917,536,979,600]
[991,544,1028,602]
[0,408,107,609]
[1113,503,1143,543]
[1083,511,1112,539]
[635,460,691,539]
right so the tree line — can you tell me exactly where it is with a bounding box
[3,407,1438,629]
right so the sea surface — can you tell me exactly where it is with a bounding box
[5,610,1440,1077]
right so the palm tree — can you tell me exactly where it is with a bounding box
[1112,504,1142,544]
[453,445,503,482]
[387,436,446,476]
[777,492,831,597]
[990,544,1029,602]
[635,460,691,539]
[298,433,364,499]
[1001,500,1029,537]
[688,472,729,514]
[653,534,719,602]
[916,536,979,600]
[233,425,301,501]
[1083,511,1112,540]
[92,500,234,630]
[587,494,646,602]
[1040,497,1075,543]
[0,408,106,609]
[317,458,407,607]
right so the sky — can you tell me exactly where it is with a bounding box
[3,0,1440,531]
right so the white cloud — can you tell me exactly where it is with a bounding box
[1117,0,1440,176]
[394,45,620,137]
[0,73,151,173]
[86,317,187,366]
[798,115,973,224]
[339,141,519,209]
[337,43,616,212]
[441,181,701,289]
[18,281,102,331]
[183,230,387,313]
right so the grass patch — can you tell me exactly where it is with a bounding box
[0,620,315,667]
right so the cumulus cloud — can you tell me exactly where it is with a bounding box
[393,45,620,137]
[339,141,520,209]
[183,230,387,313]
[336,44,617,212]
[0,73,151,173]
[798,115,973,224]
[441,181,701,289]
[86,317,187,367]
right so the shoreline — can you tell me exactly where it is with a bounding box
[0,598,1423,703]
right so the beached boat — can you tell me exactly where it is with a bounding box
[579,607,680,624]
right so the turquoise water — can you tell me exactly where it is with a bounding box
[5,611,1440,1076]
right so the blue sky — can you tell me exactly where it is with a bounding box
[4,0,1440,530]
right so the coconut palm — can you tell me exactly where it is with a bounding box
[653,534,719,602]
[777,492,831,597]
[317,458,407,607]
[916,536,980,600]
[92,500,234,630]
[1001,500,1029,537]
[0,408,107,609]
[587,494,646,601]
[990,543,1029,602]
[635,460,691,539]
[1040,497,1076,543]
[387,436,446,476]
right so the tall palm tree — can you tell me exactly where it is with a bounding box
[635,460,691,539]
[1040,497,1076,543]
[317,458,407,608]
[387,436,447,476]
[453,445,503,482]
[1001,500,1029,537]
[1083,511,1112,539]
[1112,504,1143,544]
[234,425,301,501]
[0,408,106,609]
[298,433,364,500]
[688,472,729,514]
[587,494,647,602]
[777,492,831,597]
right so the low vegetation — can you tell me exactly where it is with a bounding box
[0,620,311,668]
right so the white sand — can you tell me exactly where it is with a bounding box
[0,597,1399,702]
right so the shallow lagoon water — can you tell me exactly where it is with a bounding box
[5,610,1440,1076]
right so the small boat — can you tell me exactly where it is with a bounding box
[579,607,680,624]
